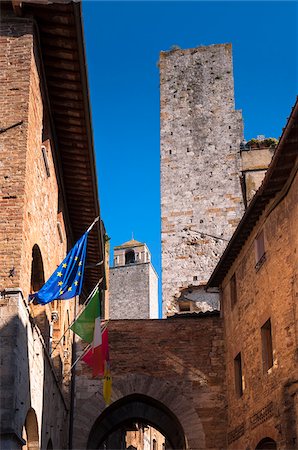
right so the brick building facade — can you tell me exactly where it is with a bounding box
[0,2,105,449]
[208,99,298,449]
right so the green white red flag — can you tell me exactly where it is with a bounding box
[82,325,109,377]
[70,289,100,343]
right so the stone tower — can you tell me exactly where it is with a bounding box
[109,239,158,319]
[160,44,244,316]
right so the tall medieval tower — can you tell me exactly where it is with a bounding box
[109,239,158,319]
[160,44,244,316]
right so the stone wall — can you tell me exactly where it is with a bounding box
[72,316,227,450]
[240,147,275,204]
[221,170,298,449]
[109,262,158,319]
[0,17,74,449]
[160,44,244,316]
[0,290,69,449]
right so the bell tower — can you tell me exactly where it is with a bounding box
[109,239,159,319]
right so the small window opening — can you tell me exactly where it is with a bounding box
[234,352,243,397]
[230,273,237,308]
[125,250,135,265]
[255,230,265,268]
[41,145,50,178]
[179,301,191,312]
[261,319,274,372]
[31,245,45,293]
[193,276,198,281]
[57,221,63,244]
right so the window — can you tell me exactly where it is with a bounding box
[234,352,243,397]
[30,245,45,293]
[57,221,63,243]
[152,439,157,450]
[41,145,50,178]
[261,319,273,372]
[230,273,237,307]
[255,230,265,269]
[179,301,191,312]
[125,250,135,265]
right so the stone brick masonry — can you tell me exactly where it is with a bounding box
[160,44,244,316]
[109,262,158,319]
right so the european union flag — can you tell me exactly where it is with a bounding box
[31,231,89,305]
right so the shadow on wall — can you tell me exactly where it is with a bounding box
[0,307,67,450]
[0,312,32,449]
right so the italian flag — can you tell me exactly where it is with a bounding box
[70,289,108,377]
[82,324,109,377]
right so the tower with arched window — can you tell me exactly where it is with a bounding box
[109,239,158,319]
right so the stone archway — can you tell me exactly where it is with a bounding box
[87,394,186,449]
[73,373,207,449]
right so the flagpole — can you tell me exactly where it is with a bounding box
[65,343,91,375]
[50,280,103,356]
[86,216,99,233]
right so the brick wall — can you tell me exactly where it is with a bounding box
[221,171,298,449]
[159,44,244,316]
[73,316,227,450]
[0,16,74,449]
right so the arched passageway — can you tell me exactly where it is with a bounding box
[255,438,277,450]
[87,394,186,450]
[22,408,39,450]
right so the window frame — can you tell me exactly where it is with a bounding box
[255,229,266,270]
[261,318,274,373]
[230,272,237,308]
[234,352,244,398]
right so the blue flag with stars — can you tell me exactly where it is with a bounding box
[31,231,89,305]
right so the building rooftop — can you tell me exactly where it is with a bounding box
[114,239,145,250]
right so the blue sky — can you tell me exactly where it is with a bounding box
[82,1,297,315]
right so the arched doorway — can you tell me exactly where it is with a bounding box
[255,437,277,450]
[87,394,186,449]
[30,245,50,349]
[30,245,45,292]
[22,408,39,450]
